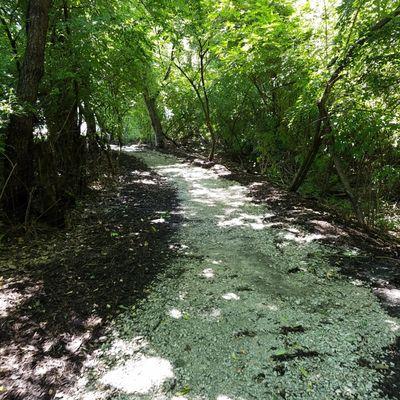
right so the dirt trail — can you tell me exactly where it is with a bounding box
[66,147,399,400]
[1,147,399,400]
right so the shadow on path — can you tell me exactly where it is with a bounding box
[0,153,181,400]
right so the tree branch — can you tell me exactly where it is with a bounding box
[0,10,21,74]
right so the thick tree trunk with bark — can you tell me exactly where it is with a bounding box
[143,90,165,149]
[53,82,85,196]
[2,0,51,218]
[38,84,82,224]
[37,0,86,224]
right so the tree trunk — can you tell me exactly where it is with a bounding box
[331,150,365,226]
[199,46,216,161]
[44,1,85,206]
[39,79,83,226]
[143,90,165,149]
[318,103,365,225]
[174,41,217,161]
[54,81,84,195]
[82,104,98,153]
[205,117,216,161]
[289,100,326,192]
[2,0,51,218]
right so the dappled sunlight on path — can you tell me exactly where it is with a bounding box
[68,148,400,400]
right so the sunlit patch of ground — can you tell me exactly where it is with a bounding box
[375,288,400,310]
[0,279,41,317]
[55,335,175,399]
[67,148,400,400]
[101,356,174,394]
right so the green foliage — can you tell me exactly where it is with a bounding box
[122,102,153,145]
[1,0,398,229]
[133,0,399,230]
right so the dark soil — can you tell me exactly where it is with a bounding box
[271,349,320,362]
[0,153,181,400]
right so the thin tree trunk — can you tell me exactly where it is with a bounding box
[54,81,83,194]
[205,117,216,161]
[2,0,51,218]
[82,103,97,153]
[289,99,327,192]
[199,45,216,161]
[331,149,365,226]
[322,108,366,226]
[143,89,165,149]
[174,40,217,161]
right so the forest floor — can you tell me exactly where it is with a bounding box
[0,146,400,400]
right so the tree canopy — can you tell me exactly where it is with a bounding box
[0,0,399,230]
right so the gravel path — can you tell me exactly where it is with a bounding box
[63,147,400,400]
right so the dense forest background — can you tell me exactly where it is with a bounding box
[0,0,399,232]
